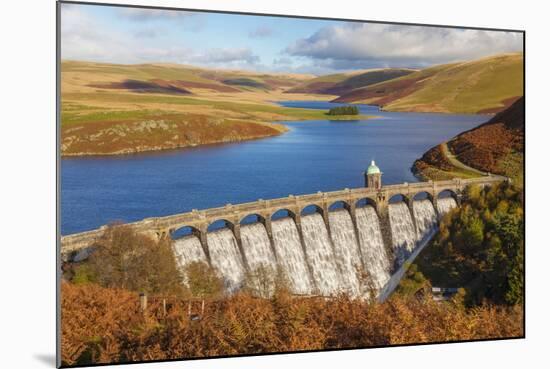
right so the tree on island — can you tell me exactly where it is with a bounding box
[327,105,359,116]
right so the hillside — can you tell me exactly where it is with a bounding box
[334,53,523,114]
[60,62,345,156]
[413,97,524,183]
[61,279,522,366]
[285,68,414,95]
[447,96,525,181]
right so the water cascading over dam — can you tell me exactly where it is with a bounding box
[329,210,363,297]
[388,202,417,265]
[172,197,457,300]
[207,229,246,292]
[271,217,314,295]
[355,206,391,292]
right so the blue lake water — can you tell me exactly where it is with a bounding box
[61,101,488,235]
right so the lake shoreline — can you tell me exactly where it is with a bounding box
[61,126,289,158]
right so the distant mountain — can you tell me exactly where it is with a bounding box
[286,69,414,95]
[62,60,312,95]
[334,53,523,114]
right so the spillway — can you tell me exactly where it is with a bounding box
[413,199,437,241]
[355,206,391,293]
[329,209,363,297]
[301,213,342,296]
[271,217,314,295]
[172,235,208,284]
[437,197,458,216]
[207,228,246,293]
[389,202,417,264]
[171,196,459,299]
[240,222,277,296]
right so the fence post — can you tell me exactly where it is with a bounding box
[201,300,205,316]
[162,298,167,317]
[139,293,147,312]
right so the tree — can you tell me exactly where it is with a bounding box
[87,224,184,296]
[184,261,224,299]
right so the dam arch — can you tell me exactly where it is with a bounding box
[271,208,298,221]
[413,191,434,202]
[240,213,267,225]
[300,203,325,216]
[388,193,411,205]
[437,189,459,202]
[355,197,378,209]
[207,218,237,232]
[170,225,201,240]
[328,200,352,212]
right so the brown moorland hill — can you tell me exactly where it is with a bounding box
[448,97,524,175]
[413,97,524,182]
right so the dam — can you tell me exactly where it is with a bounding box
[61,163,506,300]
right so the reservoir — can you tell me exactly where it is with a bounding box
[61,101,487,235]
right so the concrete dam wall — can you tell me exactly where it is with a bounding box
[173,198,456,300]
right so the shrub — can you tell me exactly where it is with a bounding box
[327,106,359,116]
[61,282,523,366]
[87,224,184,296]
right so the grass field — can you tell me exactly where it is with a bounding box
[60,61,376,156]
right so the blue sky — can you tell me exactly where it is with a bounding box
[61,3,523,75]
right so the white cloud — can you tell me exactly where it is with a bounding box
[60,4,259,68]
[285,23,523,69]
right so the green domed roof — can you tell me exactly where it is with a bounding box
[367,160,381,175]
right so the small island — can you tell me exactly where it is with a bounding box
[327,105,359,116]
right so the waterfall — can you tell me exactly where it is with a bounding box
[388,202,417,265]
[240,222,277,296]
[271,217,314,295]
[355,206,391,293]
[328,209,362,297]
[170,195,459,299]
[172,235,207,284]
[301,213,342,296]
[207,228,246,293]
[413,199,437,241]
[437,197,458,216]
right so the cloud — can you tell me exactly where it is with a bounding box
[61,5,259,68]
[189,48,260,65]
[285,23,523,69]
[118,8,195,21]
[248,26,273,38]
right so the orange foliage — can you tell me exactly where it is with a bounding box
[61,282,523,366]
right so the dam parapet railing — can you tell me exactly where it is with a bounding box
[60,175,507,259]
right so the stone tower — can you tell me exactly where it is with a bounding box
[365,160,382,189]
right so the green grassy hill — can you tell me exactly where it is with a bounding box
[334,53,523,114]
